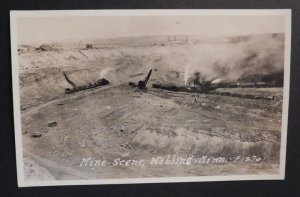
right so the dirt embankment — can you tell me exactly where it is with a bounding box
[18,44,193,109]
[18,33,285,111]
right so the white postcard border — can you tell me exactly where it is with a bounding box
[10,9,291,187]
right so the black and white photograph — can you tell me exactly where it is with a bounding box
[10,10,291,187]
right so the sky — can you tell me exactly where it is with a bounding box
[16,15,285,44]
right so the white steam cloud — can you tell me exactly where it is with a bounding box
[182,33,284,84]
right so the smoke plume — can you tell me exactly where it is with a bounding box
[183,33,284,84]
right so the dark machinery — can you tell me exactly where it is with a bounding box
[63,71,76,88]
[152,80,217,94]
[63,71,109,94]
[138,69,152,90]
[129,69,152,91]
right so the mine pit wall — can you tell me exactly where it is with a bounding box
[18,33,284,110]
[132,127,281,163]
[17,47,181,109]
[18,49,149,109]
[19,67,102,110]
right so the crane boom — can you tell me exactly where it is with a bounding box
[63,71,76,88]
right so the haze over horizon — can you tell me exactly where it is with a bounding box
[16,15,285,44]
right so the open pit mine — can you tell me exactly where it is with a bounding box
[18,33,284,181]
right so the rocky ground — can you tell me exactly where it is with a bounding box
[21,84,282,180]
[18,34,284,181]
